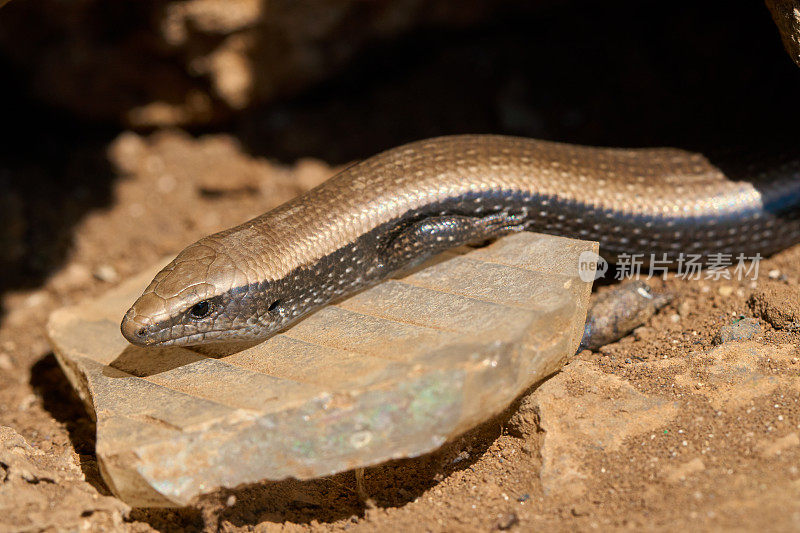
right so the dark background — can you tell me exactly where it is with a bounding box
[1,0,798,302]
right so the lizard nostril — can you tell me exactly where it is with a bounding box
[121,310,155,346]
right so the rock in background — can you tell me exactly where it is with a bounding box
[2,0,798,129]
[0,0,517,127]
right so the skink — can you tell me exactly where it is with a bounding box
[120,135,800,347]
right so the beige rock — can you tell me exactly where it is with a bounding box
[749,284,800,330]
[674,341,800,410]
[93,264,120,283]
[108,130,309,201]
[47,232,596,507]
[521,360,678,498]
[49,263,92,293]
[712,317,761,345]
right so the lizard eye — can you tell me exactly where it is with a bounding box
[268,299,282,313]
[189,300,213,319]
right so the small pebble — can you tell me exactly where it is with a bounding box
[670,314,681,323]
[713,317,761,345]
[718,285,733,297]
[24,293,47,308]
[52,263,92,291]
[768,269,781,279]
[452,450,470,463]
[93,264,119,283]
[18,394,37,411]
[633,326,654,341]
[571,504,590,517]
[108,131,146,171]
[599,344,614,355]
[496,513,519,530]
[226,495,236,507]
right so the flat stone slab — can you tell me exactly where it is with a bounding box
[47,233,596,507]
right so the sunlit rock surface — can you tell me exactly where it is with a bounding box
[47,232,595,507]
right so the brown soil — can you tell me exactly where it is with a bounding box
[2,2,800,531]
[1,128,799,532]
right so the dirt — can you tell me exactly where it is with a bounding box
[2,1,800,531]
[0,127,798,532]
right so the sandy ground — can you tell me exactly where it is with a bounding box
[1,129,799,532]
